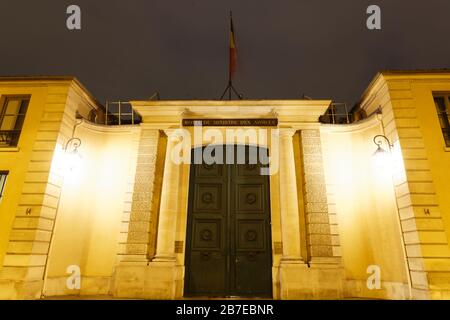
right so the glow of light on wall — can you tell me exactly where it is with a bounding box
[371,135,396,176]
[65,148,83,173]
[51,142,84,183]
[390,140,406,185]
[372,145,393,174]
[371,137,405,184]
[51,143,65,173]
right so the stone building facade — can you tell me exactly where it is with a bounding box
[0,71,450,299]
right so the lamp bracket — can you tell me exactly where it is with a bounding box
[373,134,394,150]
[64,137,81,152]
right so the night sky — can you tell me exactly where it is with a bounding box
[1,0,449,106]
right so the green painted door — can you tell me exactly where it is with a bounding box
[184,145,272,297]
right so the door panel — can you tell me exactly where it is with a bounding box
[185,145,272,297]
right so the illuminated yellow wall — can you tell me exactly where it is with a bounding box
[361,71,450,299]
[321,118,409,299]
[0,85,47,272]
[0,78,102,299]
[44,122,139,296]
[407,80,450,251]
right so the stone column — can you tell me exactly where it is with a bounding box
[152,130,182,262]
[277,128,344,299]
[278,128,303,263]
[119,128,159,265]
[300,129,338,265]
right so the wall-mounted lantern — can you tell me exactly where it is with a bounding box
[372,134,394,168]
[64,137,82,172]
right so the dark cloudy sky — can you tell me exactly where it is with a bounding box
[0,0,449,105]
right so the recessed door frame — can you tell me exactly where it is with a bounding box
[183,144,274,298]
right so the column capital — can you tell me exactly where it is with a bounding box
[278,128,297,138]
[164,129,184,142]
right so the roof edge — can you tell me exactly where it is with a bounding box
[0,75,104,110]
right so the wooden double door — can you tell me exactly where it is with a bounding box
[184,145,272,297]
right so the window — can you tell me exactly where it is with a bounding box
[0,172,7,198]
[0,96,30,147]
[433,94,450,147]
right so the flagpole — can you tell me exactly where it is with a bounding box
[228,10,232,100]
[229,10,233,90]
[220,10,242,100]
